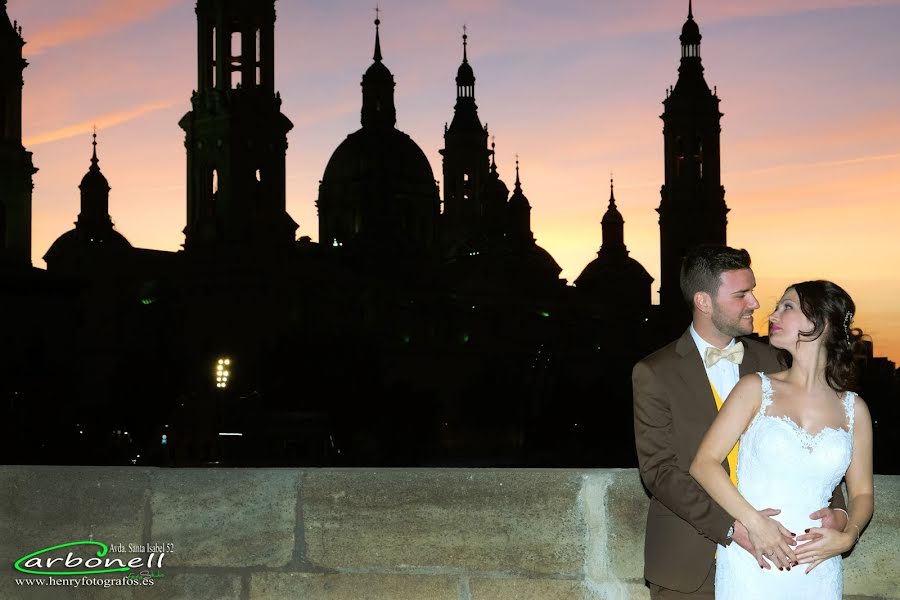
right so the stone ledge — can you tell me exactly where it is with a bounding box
[301,469,586,575]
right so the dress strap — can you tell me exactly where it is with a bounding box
[756,372,774,415]
[843,391,856,433]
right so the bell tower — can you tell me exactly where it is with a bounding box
[0,1,37,266]
[658,1,728,313]
[440,27,491,251]
[179,0,297,254]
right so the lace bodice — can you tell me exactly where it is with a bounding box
[715,372,855,599]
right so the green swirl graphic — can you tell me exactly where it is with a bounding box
[14,541,130,576]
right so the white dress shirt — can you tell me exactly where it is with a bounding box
[689,323,740,401]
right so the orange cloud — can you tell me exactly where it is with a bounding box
[24,100,178,146]
[21,0,181,56]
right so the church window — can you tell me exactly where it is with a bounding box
[209,168,218,216]
[211,27,217,87]
[695,137,704,179]
[255,28,261,86]
[231,31,242,88]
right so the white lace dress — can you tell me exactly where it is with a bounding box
[715,372,855,600]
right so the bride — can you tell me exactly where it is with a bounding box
[690,280,873,599]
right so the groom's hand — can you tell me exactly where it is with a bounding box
[795,507,847,543]
[731,509,794,570]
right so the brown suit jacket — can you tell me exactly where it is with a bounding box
[632,328,845,593]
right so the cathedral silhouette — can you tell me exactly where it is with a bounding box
[0,2,757,467]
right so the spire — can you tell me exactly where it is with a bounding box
[90,126,100,172]
[507,154,532,242]
[514,154,523,194]
[455,25,475,99]
[361,7,396,129]
[608,175,616,209]
[680,0,702,53]
[78,130,111,229]
[373,7,382,62]
[600,174,626,257]
[462,24,468,64]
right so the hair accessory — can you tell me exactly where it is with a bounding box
[843,311,853,345]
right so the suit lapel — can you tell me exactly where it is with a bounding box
[675,329,719,422]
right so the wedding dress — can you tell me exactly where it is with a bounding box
[715,373,855,600]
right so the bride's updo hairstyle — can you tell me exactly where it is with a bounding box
[790,280,867,392]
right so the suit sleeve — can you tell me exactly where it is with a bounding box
[633,359,735,545]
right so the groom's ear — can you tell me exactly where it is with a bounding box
[694,291,713,315]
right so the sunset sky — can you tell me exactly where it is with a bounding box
[8,0,900,362]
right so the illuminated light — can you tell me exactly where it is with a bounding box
[218,432,243,436]
[79,430,83,434]
[461,333,470,343]
[161,435,168,445]
[224,359,230,365]
[218,359,224,365]
[539,311,550,318]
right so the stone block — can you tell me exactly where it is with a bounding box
[844,475,900,599]
[0,466,147,575]
[301,469,585,574]
[470,577,650,600]
[583,470,649,585]
[605,470,649,581]
[250,572,459,600]
[138,573,243,599]
[470,577,590,599]
[150,469,298,567]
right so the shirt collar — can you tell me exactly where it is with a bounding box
[689,323,736,358]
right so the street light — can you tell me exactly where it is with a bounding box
[215,358,231,389]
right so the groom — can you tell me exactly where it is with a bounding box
[632,245,847,598]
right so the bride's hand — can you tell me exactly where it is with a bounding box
[794,527,855,573]
[747,509,797,570]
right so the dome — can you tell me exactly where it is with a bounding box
[43,226,133,268]
[508,186,529,211]
[601,202,623,225]
[456,60,474,85]
[79,165,109,192]
[680,2,702,46]
[575,254,652,291]
[322,127,436,185]
[364,59,393,83]
[79,138,110,193]
[680,18,701,45]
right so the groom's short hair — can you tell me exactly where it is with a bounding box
[680,245,752,306]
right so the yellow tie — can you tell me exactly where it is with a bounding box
[710,380,739,487]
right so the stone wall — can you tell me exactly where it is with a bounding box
[1,467,897,599]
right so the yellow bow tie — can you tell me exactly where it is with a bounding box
[704,342,744,368]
